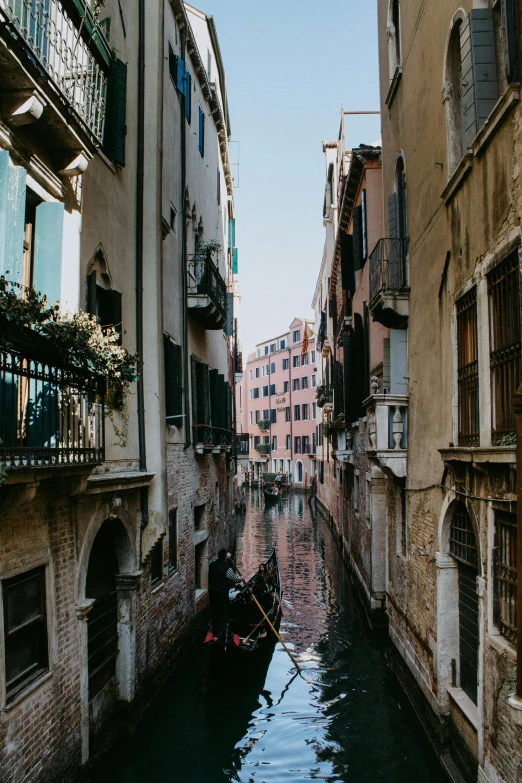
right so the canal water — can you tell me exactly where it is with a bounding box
[91,490,446,782]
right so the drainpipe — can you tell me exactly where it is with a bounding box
[180,26,191,450]
[136,0,149,540]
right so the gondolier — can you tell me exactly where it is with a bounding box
[208,549,243,637]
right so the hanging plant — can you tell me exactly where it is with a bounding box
[323,414,346,440]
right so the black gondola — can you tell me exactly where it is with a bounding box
[263,485,281,503]
[205,549,282,656]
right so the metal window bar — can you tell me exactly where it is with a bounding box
[0,0,108,141]
[449,502,478,567]
[488,254,521,443]
[192,424,232,448]
[496,511,517,644]
[369,237,409,304]
[187,252,227,322]
[457,287,479,446]
[0,344,104,468]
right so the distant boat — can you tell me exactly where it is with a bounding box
[205,549,282,656]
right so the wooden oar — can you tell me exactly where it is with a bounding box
[233,563,301,673]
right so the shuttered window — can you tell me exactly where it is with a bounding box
[172,54,192,122]
[198,106,205,157]
[270,409,276,424]
[164,336,183,423]
[456,288,479,446]
[501,0,518,83]
[495,510,517,644]
[33,202,64,304]
[191,357,210,427]
[104,58,127,166]
[224,292,234,336]
[0,150,26,282]
[460,10,499,150]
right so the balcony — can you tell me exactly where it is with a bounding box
[333,429,353,463]
[257,418,270,431]
[255,443,270,456]
[193,425,232,454]
[316,384,333,410]
[369,238,409,328]
[316,311,326,352]
[364,394,408,478]
[235,432,249,456]
[0,328,105,472]
[0,0,111,152]
[187,252,227,330]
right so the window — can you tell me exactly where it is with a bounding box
[3,567,48,699]
[262,409,270,420]
[311,374,316,388]
[264,346,269,355]
[194,503,206,530]
[249,412,253,425]
[255,367,260,378]
[285,407,291,422]
[293,379,300,391]
[488,254,521,443]
[353,473,359,512]
[312,402,316,420]
[254,435,260,447]
[294,436,301,454]
[271,435,277,450]
[249,369,252,380]
[286,434,291,450]
[87,271,123,340]
[302,435,309,454]
[302,376,308,390]
[301,353,308,366]
[253,387,259,399]
[294,405,301,421]
[311,350,316,363]
[255,410,260,423]
[269,384,276,395]
[150,539,163,586]
[302,403,309,420]
[262,385,269,397]
[457,288,479,446]
[282,358,289,371]
[263,435,269,445]
[318,423,323,446]
[284,381,289,393]
[312,432,316,453]
[270,343,276,353]
[249,436,253,450]
[388,0,401,80]
[293,329,301,343]
[270,362,276,374]
[280,339,286,350]
[195,541,207,590]
[270,409,277,424]
[495,510,517,644]
[172,52,191,122]
[293,355,300,368]
[168,509,177,573]
[164,336,183,424]
[198,106,205,156]
[105,57,128,165]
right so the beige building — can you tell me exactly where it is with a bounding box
[376,1,522,781]
[0,0,238,779]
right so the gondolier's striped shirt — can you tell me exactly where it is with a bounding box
[226,567,242,583]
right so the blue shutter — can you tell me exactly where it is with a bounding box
[184,72,192,122]
[461,10,498,150]
[232,248,238,274]
[33,202,64,303]
[0,150,26,282]
[104,58,127,166]
[175,55,186,94]
[228,218,235,249]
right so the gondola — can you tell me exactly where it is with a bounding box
[263,485,281,503]
[205,549,282,656]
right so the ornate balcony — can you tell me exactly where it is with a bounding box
[193,425,232,454]
[364,394,408,478]
[235,432,249,456]
[187,253,227,330]
[316,384,333,410]
[0,328,105,471]
[0,0,111,151]
[369,238,409,328]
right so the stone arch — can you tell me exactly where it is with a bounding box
[86,243,113,290]
[77,507,136,602]
[296,460,303,483]
[439,493,482,574]
[443,9,467,176]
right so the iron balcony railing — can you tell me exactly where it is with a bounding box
[235,433,249,456]
[187,253,227,322]
[0,0,109,141]
[316,384,333,409]
[192,424,233,448]
[316,310,327,352]
[0,336,105,469]
[369,238,409,304]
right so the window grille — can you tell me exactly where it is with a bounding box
[495,511,517,644]
[488,253,521,443]
[449,502,477,567]
[457,288,479,446]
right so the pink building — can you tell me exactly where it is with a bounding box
[243,318,317,487]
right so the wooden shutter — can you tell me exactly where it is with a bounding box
[191,356,199,425]
[184,72,192,122]
[460,10,498,151]
[33,202,64,303]
[209,368,220,427]
[164,336,183,420]
[198,107,205,156]
[224,292,234,336]
[340,231,355,294]
[0,150,26,282]
[175,55,186,94]
[104,58,127,166]
[196,362,210,425]
[353,205,363,271]
[501,0,518,83]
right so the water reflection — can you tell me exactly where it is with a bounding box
[90,489,446,783]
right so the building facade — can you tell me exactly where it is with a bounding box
[243,319,317,487]
[0,1,239,780]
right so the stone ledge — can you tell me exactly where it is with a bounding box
[447,687,478,730]
[85,471,156,495]
[441,152,473,205]
[439,447,515,464]
[471,82,520,158]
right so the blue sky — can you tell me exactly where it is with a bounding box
[200,0,382,349]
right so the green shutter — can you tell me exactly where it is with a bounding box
[104,58,127,166]
[164,336,183,420]
[33,202,64,303]
[209,368,220,427]
[0,150,26,282]
[185,71,192,123]
[228,218,235,249]
[224,292,234,336]
[232,247,238,275]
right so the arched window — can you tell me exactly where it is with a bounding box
[444,17,464,176]
[86,246,122,340]
[387,0,401,80]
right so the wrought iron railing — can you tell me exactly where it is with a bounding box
[316,310,327,352]
[0,0,109,141]
[192,424,233,448]
[235,432,249,455]
[187,253,227,322]
[0,340,105,469]
[316,384,333,409]
[369,238,409,304]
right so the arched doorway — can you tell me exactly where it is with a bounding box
[296,461,303,483]
[448,501,479,704]
[86,520,120,700]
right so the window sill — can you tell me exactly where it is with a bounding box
[487,632,516,661]
[97,148,117,174]
[151,579,164,594]
[3,671,53,711]
[385,66,402,108]
[470,82,520,159]
[447,687,478,730]
[441,152,473,205]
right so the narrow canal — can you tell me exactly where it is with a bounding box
[91,490,446,782]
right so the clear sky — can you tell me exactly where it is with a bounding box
[199,0,382,351]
